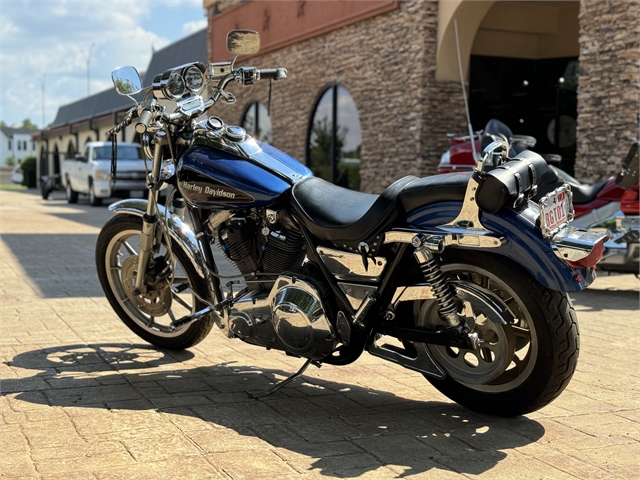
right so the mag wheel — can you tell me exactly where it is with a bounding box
[418,250,579,416]
[95,214,214,349]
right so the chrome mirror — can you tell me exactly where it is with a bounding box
[112,67,142,96]
[480,140,508,172]
[226,30,260,55]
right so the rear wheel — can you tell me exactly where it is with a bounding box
[95,214,214,349]
[417,250,579,416]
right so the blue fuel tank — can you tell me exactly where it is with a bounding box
[177,120,313,210]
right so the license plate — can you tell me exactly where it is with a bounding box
[130,190,144,198]
[539,184,574,237]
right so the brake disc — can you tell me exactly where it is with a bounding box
[121,256,172,317]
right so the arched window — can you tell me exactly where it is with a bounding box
[241,101,273,144]
[67,140,76,158]
[307,84,362,191]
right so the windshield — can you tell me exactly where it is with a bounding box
[93,146,143,160]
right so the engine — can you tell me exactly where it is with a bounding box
[220,217,339,359]
[217,209,307,276]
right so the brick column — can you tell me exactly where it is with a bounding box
[576,0,640,182]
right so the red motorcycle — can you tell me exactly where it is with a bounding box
[439,121,639,274]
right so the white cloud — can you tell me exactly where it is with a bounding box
[183,19,208,35]
[0,0,204,128]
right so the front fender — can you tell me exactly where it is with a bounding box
[406,202,594,292]
[108,199,208,279]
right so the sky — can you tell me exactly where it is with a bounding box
[1,0,208,129]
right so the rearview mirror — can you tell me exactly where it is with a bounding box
[112,66,142,96]
[226,30,260,55]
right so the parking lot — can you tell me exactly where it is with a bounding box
[0,187,639,479]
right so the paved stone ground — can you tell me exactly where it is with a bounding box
[0,188,639,479]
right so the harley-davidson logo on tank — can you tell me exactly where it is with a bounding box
[178,168,255,205]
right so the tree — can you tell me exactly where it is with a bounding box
[22,119,38,129]
[0,121,6,127]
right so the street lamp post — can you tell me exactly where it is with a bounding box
[41,74,46,129]
[87,43,96,96]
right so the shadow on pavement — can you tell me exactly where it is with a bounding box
[2,343,546,478]
[570,288,639,312]
[1,233,105,298]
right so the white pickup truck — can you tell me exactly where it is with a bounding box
[62,141,148,206]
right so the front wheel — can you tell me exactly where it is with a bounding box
[89,181,103,206]
[416,250,579,416]
[65,179,78,204]
[95,214,214,349]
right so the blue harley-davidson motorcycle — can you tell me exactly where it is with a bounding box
[96,30,607,416]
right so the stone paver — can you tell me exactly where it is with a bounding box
[1,188,639,479]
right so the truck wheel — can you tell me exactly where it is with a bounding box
[89,181,103,207]
[41,182,51,200]
[65,179,78,204]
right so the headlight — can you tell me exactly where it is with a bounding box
[94,170,111,181]
[184,66,204,93]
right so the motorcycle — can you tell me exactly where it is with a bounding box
[96,30,608,417]
[535,142,639,275]
[440,120,639,275]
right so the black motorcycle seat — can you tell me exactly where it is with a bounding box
[398,172,471,212]
[291,175,418,246]
[536,166,608,203]
[568,181,608,203]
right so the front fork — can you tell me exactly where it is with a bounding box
[135,132,167,292]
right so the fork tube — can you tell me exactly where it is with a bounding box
[135,134,165,291]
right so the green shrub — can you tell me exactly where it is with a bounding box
[5,155,17,167]
[20,156,37,188]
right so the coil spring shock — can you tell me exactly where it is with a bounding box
[414,245,461,328]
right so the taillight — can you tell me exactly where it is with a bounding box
[621,185,639,214]
[566,237,606,269]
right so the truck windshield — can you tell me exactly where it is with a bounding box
[93,146,143,160]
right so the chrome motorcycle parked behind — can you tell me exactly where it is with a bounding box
[96,30,608,416]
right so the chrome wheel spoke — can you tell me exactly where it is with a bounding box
[122,241,137,256]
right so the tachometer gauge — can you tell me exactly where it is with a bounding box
[166,71,185,98]
[184,66,204,93]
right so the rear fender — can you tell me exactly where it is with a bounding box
[405,201,594,292]
[108,199,207,280]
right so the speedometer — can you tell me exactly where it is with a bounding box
[166,71,185,98]
[184,66,204,93]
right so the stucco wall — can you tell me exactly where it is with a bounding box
[576,0,640,182]
[210,0,466,193]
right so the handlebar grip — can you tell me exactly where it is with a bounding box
[259,68,287,81]
[135,110,153,134]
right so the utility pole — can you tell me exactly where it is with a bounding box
[41,74,46,129]
[87,43,95,96]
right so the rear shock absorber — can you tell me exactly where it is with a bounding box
[413,237,461,328]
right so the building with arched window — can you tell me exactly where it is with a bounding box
[205,0,639,192]
[33,29,207,190]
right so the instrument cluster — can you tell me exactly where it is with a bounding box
[152,62,206,101]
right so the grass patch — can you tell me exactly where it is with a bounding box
[0,184,28,191]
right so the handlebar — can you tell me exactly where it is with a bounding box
[135,109,153,134]
[107,111,134,136]
[258,68,287,81]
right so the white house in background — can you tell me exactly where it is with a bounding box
[0,127,38,166]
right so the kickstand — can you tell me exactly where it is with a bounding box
[246,358,320,399]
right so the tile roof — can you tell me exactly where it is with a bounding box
[1,126,39,137]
